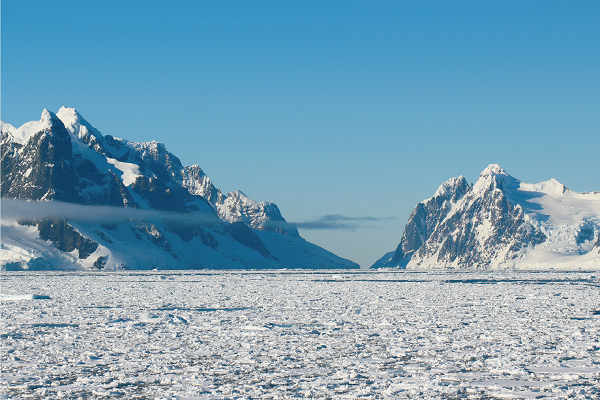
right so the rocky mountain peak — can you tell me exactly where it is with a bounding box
[4,109,62,145]
[433,175,470,201]
[40,108,56,122]
[374,165,599,270]
[472,163,516,194]
[216,190,300,238]
[231,190,260,207]
[57,106,104,143]
[479,163,507,177]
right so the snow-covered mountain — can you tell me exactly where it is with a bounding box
[1,108,358,270]
[372,164,600,270]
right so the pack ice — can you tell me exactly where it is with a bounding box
[1,270,599,398]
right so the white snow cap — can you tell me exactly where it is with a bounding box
[522,178,568,196]
[434,176,466,197]
[56,106,103,141]
[479,164,507,178]
[4,109,57,145]
[232,190,261,207]
[0,121,17,135]
[472,164,512,193]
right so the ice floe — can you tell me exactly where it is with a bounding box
[1,270,599,398]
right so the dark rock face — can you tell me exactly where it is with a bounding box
[37,219,98,259]
[391,176,470,267]
[380,166,548,269]
[93,255,108,269]
[225,222,278,261]
[577,225,595,245]
[181,165,223,207]
[132,176,192,212]
[1,112,80,203]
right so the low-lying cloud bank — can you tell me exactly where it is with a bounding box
[268,214,393,231]
[1,200,391,231]
[0,199,218,225]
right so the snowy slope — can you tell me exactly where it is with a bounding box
[373,164,600,270]
[1,108,358,270]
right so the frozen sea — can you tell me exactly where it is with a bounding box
[1,269,599,399]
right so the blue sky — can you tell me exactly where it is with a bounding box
[2,1,599,268]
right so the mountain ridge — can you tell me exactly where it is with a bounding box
[373,164,600,270]
[1,107,357,270]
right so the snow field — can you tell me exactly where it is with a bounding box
[1,270,599,399]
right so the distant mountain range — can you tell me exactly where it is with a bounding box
[372,164,600,269]
[3,109,598,271]
[1,108,358,270]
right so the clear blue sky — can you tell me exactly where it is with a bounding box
[2,1,599,268]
